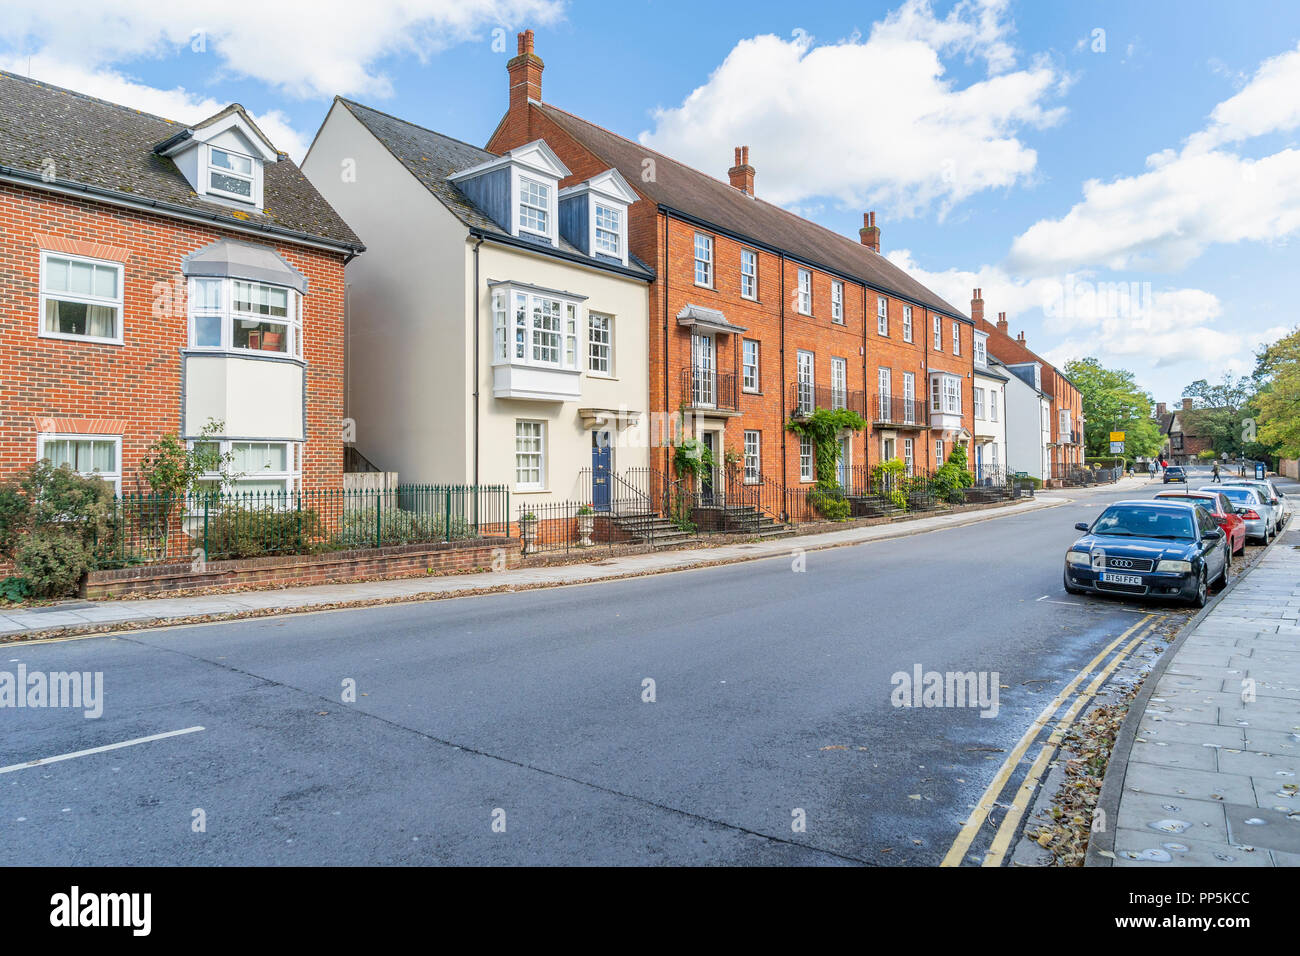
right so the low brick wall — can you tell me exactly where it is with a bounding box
[83,537,519,599]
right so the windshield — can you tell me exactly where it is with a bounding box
[1217,487,1259,504]
[1092,505,1197,540]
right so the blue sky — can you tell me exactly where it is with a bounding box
[3,0,1298,402]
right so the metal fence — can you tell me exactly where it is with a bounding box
[100,484,510,566]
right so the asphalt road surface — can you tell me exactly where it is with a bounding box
[0,466,1275,865]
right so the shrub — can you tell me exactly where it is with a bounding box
[809,483,850,521]
[333,506,473,549]
[202,506,328,559]
[0,575,32,604]
[15,531,94,599]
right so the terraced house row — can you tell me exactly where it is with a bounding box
[0,31,1085,550]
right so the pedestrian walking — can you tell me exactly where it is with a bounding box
[1212,460,1221,483]
[1148,461,1156,479]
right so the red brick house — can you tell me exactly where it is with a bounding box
[486,32,973,497]
[0,72,363,494]
[1157,399,1214,464]
[969,291,1084,477]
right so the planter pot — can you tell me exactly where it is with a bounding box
[520,521,537,553]
[577,514,594,547]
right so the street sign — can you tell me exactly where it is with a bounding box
[1109,441,1125,454]
[1109,431,1125,442]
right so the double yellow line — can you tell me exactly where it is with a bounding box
[940,613,1158,867]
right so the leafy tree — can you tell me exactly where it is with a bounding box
[1180,373,1256,458]
[1256,327,1300,458]
[137,419,233,496]
[1063,358,1162,459]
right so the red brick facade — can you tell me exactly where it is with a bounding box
[972,291,1084,470]
[0,180,348,490]
[487,34,975,489]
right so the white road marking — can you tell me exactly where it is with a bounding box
[0,726,205,775]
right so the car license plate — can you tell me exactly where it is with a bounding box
[1101,572,1142,586]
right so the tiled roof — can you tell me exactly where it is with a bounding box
[0,71,361,250]
[339,99,652,279]
[532,102,966,319]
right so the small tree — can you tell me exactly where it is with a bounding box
[933,444,976,504]
[133,420,235,559]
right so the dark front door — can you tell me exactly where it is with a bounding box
[701,432,716,505]
[591,430,612,512]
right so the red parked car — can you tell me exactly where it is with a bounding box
[1155,490,1247,555]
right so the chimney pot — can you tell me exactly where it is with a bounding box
[1156,402,1167,417]
[508,30,544,113]
[996,311,1008,333]
[727,145,755,196]
[859,210,881,252]
[1182,397,1193,411]
[970,289,984,325]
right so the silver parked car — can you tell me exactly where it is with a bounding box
[1220,480,1287,533]
[1205,485,1276,543]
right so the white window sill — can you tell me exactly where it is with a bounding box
[514,487,549,495]
[694,280,714,290]
[39,330,124,346]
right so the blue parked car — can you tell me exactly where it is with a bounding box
[1064,499,1230,607]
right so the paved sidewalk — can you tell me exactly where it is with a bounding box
[1096,522,1300,867]
[0,493,1068,642]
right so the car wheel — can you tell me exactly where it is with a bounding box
[1063,569,1085,595]
[1215,548,1230,588]
[1188,569,1208,608]
[1234,535,1246,556]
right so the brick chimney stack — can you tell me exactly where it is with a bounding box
[1182,397,1193,411]
[727,146,755,196]
[859,211,880,252]
[997,311,1008,333]
[1156,402,1167,418]
[508,30,544,114]
[1016,330,1026,345]
[970,288,984,324]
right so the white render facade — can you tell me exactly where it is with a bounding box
[302,99,651,504]
[1001,359,1052,482]
[971,332,1008,482]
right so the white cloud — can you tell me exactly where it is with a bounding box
[1007,41,1300,275]
[639,0,1064,217]
[886,249,1241,371]
[0,0,563,99]
[1,54,312,160]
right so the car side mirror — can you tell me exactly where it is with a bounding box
[1272,498,1280,505]
[1074,522,1090,532]
[1204,529,1222,540]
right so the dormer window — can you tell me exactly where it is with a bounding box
[594,204,621,257]
[518,178,550,236]
[208,146,255,201]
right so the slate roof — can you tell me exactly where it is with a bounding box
[0,71,361,250]
[530,102,966,319]
[338,98,651,279]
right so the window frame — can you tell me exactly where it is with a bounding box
[515,420,546,491]
[694,233,714,288]
[797,268,812,315]
[39,250,125,345]
[831,280,844,323]
[740,249,758,300]
[974,335,987,367]
[493,286,582,372]
[188,276,303,358]
[206,144,257,203]
[902,304,912,343]
[743,430,761,484]
[36,433,122,493]
[933,315,942,351]
[831,357,848,410]
[517,176,552,238]
[799,434,814,483]
[592,203,621,258]
[952,321,961,356]
[974,387,985,420]
[587,311,614,376]
[741,338,760,393]
[877,296,889,336]
[191,439,300,497]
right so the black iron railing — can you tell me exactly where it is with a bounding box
[788,383,867,418]
[871,394,928,427]
[681,367,740,412]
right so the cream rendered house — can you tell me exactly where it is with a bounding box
[971,329,1008,482]
[302,100,651,506]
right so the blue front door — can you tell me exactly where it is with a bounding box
[591,430,612,511]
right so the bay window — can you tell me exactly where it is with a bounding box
[188,277,302,357]
[931,373,962,415]
[492,287,581,371]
